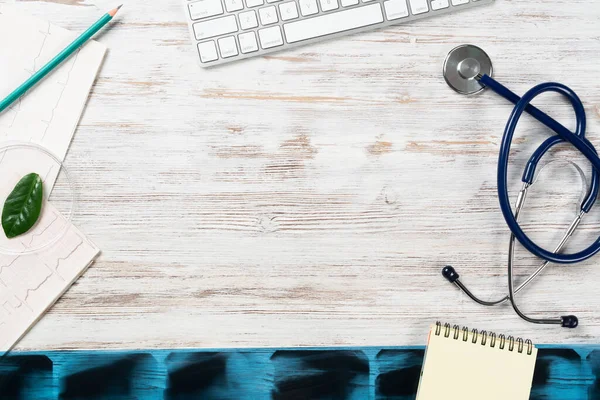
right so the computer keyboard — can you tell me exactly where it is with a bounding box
[184,0,494,67]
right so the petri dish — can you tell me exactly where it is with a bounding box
[0,141,75,255]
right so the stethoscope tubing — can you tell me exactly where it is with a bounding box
[479,74,600,264]
[450,208,583,308]
[507,191,563,326]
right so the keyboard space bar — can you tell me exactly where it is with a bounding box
[283,4,384,44]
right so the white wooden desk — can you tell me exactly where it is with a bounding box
[8,0,600,350]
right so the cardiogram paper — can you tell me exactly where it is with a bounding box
[0,5,103,354]
[0,202,100,354]
[0,4,106,187]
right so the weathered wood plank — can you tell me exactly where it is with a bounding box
[3,0,600,350]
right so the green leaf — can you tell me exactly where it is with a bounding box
[2,173,44,239]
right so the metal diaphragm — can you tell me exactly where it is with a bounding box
[443,44,493,95]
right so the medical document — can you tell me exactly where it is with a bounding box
[0,4,106,187]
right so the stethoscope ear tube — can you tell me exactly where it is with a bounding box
[494,78,600,264]
[520,133,599,213]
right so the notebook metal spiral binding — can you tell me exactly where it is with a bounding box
[434,322,533,355]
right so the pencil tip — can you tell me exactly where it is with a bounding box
[108,4,123,17]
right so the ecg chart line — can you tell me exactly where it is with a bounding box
[22,273,53,302]
[40,51,80,142]
[0,16,81,144]
[55,236,84,274]
[24,211,59,248]
[0,239,81,320]
[39,25,82,142]
[0,16,48,135]
[0,213,81,316]
[0,19,50,136]
[0,256,21,276]
[0,228,87,312]
[0,102,21,135]
[0,279,33,313]
[27,23,51,74]
[42,163,55,184]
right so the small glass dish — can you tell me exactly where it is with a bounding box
[0,141,75,255]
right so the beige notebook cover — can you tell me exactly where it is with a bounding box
[416,323,538,400]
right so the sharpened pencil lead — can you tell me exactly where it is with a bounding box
[108,5,122,17]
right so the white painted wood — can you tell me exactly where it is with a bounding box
[3,0,600,350]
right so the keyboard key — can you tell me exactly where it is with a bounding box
[320,0,339,11]
[258,26,284,48]
[430,0,449,10]
[279,2,299,20]
[224,0,244,12]
[184,0,491,67]
[193,15,238,40]
[188,0,224,20]
[197,41,219,62]
[239,31,259,53]
[384,0,408,19]
[259,5,279,24]
[284,3,383,43]
[218,36,239,58]
[299,0,319,15]
[341,0,359,7]
[239,10,259,29]
[408,0,428,14]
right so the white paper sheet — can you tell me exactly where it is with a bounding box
[0,4,106,187]
[0,203,100,355]
[0,6,103,354]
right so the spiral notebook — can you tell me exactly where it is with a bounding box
[416,322,538,400]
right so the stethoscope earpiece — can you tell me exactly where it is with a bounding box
[561,315,579,329]
[442,266,459,283]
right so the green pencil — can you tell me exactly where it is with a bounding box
[0,5,122,114]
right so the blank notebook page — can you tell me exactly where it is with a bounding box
[416,324,538,400]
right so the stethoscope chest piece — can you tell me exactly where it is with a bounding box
[443,44,493,95]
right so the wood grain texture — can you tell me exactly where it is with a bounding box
[3,0,600,350]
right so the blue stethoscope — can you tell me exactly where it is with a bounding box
[440,45,600,328]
